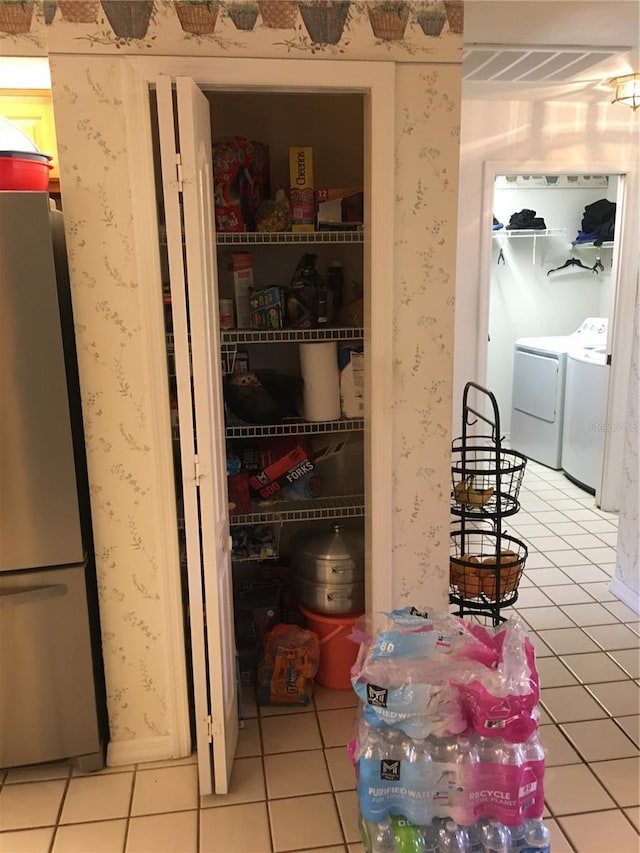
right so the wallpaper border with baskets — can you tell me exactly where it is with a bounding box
[0,1,463,60]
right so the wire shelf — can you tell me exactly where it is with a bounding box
[571,240,614,249]
[225,418,364,439]
[229,494,365,526]
[216,230,364,245]
[221,327,364,346]
[493,229,567,239]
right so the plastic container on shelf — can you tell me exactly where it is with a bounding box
[299,603,362,689]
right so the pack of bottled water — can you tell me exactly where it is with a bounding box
[359,814,551,852]
[353,722,545,826]
[348,609,548,852]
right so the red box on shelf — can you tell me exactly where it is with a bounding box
[228,471,251,516]
[213,136,270,232]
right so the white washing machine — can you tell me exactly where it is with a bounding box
[562,344,608,493]
[510,318,608,469]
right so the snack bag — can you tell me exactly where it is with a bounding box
[257,623,319,706]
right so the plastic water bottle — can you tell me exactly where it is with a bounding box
[429,736,459,806]
[522,732,545,763]
[420,820,441,853]
[467,821,486,853]
[455,735,479,766]
[383,727,407,760]
[372,817,397,853]
[481,820,510,853]
[520,733,545,810]
[404,734,433,790]
[520,819,550,852]
[438,819,471,853]
[494,738,525,768]
[508,822,526,852]
[448,735,479,820]
[475,734,499,765]
[361,724,385,762]
[393,816,424,853]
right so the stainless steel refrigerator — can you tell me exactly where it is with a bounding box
[0,192,106,771]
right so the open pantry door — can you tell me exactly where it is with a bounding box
[156,74,238,796]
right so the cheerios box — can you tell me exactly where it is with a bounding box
[289,146,315,232]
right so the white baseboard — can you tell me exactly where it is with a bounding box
[106,735,191,768]
[609,576,640,615]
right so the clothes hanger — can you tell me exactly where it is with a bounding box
[546,255,599,276]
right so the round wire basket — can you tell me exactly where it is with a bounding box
[449,529,528,607]
[450,440,527,518]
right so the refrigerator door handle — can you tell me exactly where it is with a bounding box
[0,583,68,608]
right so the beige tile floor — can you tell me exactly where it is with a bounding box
[0,461,639,852]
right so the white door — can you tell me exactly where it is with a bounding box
[156,74,238,795]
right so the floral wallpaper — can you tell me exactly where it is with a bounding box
[10,3,464,759]
[48,56,175,749]
[615,275,639,601]
[392,64,460,610]
[0,0,463,61]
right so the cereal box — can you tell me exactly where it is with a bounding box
[289,146,315,232]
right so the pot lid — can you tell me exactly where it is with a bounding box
[0,117,41,155]
[0,150,53,161]
[292,523,364,562]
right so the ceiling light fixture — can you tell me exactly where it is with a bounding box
[611,73,640,110]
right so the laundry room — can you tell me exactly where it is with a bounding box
[486,172,620,499]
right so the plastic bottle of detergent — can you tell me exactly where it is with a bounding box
[519,819,550,853]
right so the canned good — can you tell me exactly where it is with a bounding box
[219,298,234,329]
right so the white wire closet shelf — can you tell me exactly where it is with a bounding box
[229,494,365,526]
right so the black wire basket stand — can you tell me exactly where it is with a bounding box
[449,382,528,625]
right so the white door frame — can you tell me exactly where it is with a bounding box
[477,160,637,512]
[119,55,396,772]
[123,52,395,608]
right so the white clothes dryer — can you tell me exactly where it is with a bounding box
[510,318,608,469]
[562,344,608,494]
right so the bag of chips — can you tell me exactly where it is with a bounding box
[257,623,320,706]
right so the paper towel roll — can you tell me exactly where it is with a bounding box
[300,341,341,422]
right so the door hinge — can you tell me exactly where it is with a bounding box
[206,715,213,743]
[175,153,184,193]
[606,353,612,366]
[194,455,201,486]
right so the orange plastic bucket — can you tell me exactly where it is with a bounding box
[299,604,363,690]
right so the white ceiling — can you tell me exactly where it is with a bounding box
[462,0,640,102]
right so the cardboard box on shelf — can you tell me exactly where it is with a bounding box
[229,252,254,329]
[316,187,364,226]
[213,136,270,232]
[289,146,315,232]
[249,286,285,330]
[338,346,365,418]
[249,439,316,501]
